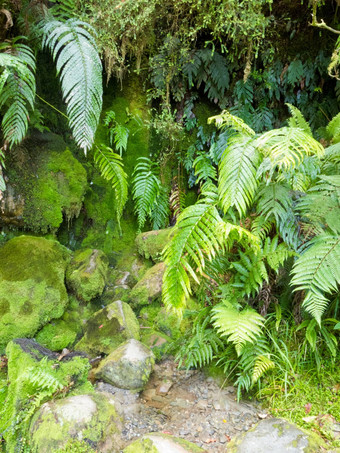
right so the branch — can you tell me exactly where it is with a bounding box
[311,15,340,35]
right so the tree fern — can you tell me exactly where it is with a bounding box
[212,301,265,355]
[0,41,36,148]
[41,18,102,152]
[291,233,340,323]
[218,134,260,216]
[93,145,128,222]
[132,157,161,230]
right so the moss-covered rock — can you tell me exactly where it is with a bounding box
[135,228,174,262]
[227,418,326,452]
[123,433,205,452]
[140,330,171,362]
[35,320,78,351]
[1,339,91,453]
[29,392,123,453]
[1,132,87,233]
[75,300,140,356]
[129,262,165,307]
[66,249,109,302]
[95,339,154,391]
[0,236,71,352]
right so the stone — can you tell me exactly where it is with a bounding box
[29,392,123,452]
[0,235,71,352]
[157,379,173,396]
[66,248,109,302]
[95,339,155,391]
[141,329,171,361]
[129,262,165,306]
[135,227,174,262]
[227,418,326,452]
[75,300,140,356]
[1,339,90,452]
[123,433,205,452]
[0,132,87,232]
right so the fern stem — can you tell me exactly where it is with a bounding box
[36,93,69,120]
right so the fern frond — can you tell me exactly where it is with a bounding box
[0,42,36,147]
[132,157,161,230]
[326,112,340,143]
[194,154,216,184]
[291,233,340,323]
[218,134,261,217]
[286,103,313,136]
[252,354,275,384]
[151,186,170,230]
[251,216,273,241]
[41,18,103,152]
[208,110,256,137]
[255,127,324,171]
[212,301,265,355]
[163,201,224,313]
[93,145,128,221]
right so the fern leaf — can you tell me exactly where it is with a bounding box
[194,154,216,184]
[94,145,128,221]
[208,110,256,137]
[151,186,170,230]
[218,134,261,216]
[255,127,324,171]
[291,234,340,323]
[132,157,161,230]
[286,103,313,136]
[0,43,36,147]
[41,18,103,152]
[326,112,340,143]
[252,355,275,384]
[212,301,265,355]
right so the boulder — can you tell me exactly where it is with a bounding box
[0,132,87,232]
[135,228,174,262]
[1,338,90,452]
[66,248,109,302]
[227,418,326,453]
[75,300,140,356]
[0,236,71,352]
[129,262,165,306]
[123,433,205,452]
[29,392,123,453]
[35,320,78,351]
[95,339,155,391]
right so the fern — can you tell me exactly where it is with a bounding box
[151,186,170,230]
[193,154,216,184]
[103,110,129,155]
[41,18,103,152]
[208,110,256,137]
[0,41,36,148]
[212,301,265,355]
[132,157,161,231]
[326,112,340,143]
[218,134,261,216]
[255,127,324,171]
[286,103,313,136]
[93,145,128,222]
[291,233,340,323]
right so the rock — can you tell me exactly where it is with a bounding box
[96,382,141,417]
[129,262,165,306]
[75,300,140,356]
[135,228,174,262]
[140,329,171,361]
[157,379,173,396]
[0,236,71,352]
[0,132,87,232]
[227,418,326,452]
[123,433,205,452]
[66,248,109,302]
[1,339,90,452]
[29,392,123,452]
[95,339,155,391]
[35,320,77,351]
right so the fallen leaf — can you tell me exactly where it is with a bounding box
[304,403,312,414]
[302,416,317,423]
[99,324,104,329]
[223,419,227,423]
[204,439,217,444]
[226,435,231,442]
[258,413,268,419]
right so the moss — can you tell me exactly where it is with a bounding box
[56,439,96,453]
[35,320,78,351]
[123,433,205,452]
[135,228,174,262]
[5,132,87,233]
[140,329,171,362]
[66,248,109,302]
[0,236,71,352]
[75,300,140,356]
[29,392,122,453]
[129,262,165,307]
[1,339,90,453]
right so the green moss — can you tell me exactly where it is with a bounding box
[140,329,171,362]
[0,236,71,352]
[1,339,90,453]
[135,228,174,262]
[35,320,77,351]
[56,439,96,453]
[123,433,205,452]
[75,300,140,356]
[66,248,109,302]
[129,262,165,307]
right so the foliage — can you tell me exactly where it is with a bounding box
[103,110,129,155]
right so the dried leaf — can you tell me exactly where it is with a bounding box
[304,403,312,414]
